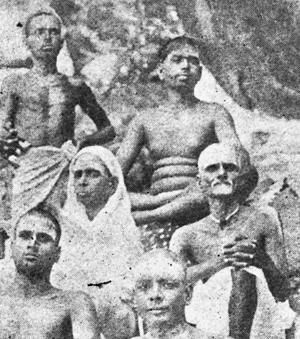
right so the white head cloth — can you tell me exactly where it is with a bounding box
[52,146,143,291]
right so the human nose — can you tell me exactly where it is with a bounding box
[27,234,39,248]
[44,30,52,42]
[149,283,164,303]
[181,58,190,69]
[217,164,227,178]
[79,172,88,186]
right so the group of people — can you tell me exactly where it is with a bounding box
[0,6,297,339]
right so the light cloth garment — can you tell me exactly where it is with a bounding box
[51,146,143,339]
[12,141,76,224]
[186,266,295,339]
[52,145,143,290]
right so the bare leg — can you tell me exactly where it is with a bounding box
[229,270,257,339]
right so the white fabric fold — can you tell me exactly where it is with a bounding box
[186,266,295,339]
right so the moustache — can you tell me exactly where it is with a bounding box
[212,180,233,187]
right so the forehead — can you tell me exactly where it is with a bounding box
[28,14,61,32]
[73,154,106,172]
[16,214,57,239]
[199,148,240,170]
[165,44,199,60]
[134,257,185,282]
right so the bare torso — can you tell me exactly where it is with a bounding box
[1,71,110,148]
[133,101,223,194]
[171,206,272,267]
[0,288,75,339]
[171,206,287,338]
[142,102,217,161]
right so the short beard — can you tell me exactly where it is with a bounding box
[15,261,53,280]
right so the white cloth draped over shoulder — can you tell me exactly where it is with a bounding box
[52,146,143,292]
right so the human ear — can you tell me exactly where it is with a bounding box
[197,65,203,82]
[111,176,119,188]
[54,246,61,263]
[157,63,165,81]
[184,283,193,306]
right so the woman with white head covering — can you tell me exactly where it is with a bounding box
[52,146,143,339]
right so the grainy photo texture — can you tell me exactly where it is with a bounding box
[0,1,299,338]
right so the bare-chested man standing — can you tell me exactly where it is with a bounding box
[0,8,115,151]
[117,36,257,248]
[170,143,289,338]
[0,8,115,254]
[131,248,231,339]
[0,208,99,339]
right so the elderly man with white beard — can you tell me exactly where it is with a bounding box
[170,143,290,339]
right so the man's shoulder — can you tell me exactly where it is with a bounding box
[172,217,210,241]
[1,72,26,90]
[62,289,94,304]
[195,100,227,113]
[240,204,278,223]
[187,325,227,339]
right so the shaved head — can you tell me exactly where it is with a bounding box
[198,143,242,173]
[133,248,187,283]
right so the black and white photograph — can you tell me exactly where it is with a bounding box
[0,1,299,338]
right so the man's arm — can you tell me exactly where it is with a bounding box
[0,75,18,136]
[255,208,289,301]
[170,227,226,285]
[132,183,209,225]
[70,292,99,339]
[77,82,116,148]
[0,75,28,161]
[117,117,145,176]
[213,104,241,145]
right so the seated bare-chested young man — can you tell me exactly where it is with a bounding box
[170,143,289,339]
[131,248,232,339]
[0,208,99,339]
[0,8,116,255]
[117,36,257,248]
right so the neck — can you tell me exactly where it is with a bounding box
[32,57,58,76]
[12,269,52,298]
[208,196,239,223]
[84,200,108,221]
[166,86,197,105]
[148,318,187,339]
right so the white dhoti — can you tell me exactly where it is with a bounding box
[186,266,295,338]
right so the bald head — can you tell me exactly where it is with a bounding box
[133,249,191,327]
[197,143,247,198]
[198,143,244,173]
[133,248,187,283]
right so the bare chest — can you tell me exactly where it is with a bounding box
[16,77,76,121]
[0,297,72,339]
[142,108,216,159]
[13,76,77,145]
[190,217,262,264]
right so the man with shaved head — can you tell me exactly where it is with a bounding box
[0,208,99,339]
[131,248,231,339]
[170,143,289,339]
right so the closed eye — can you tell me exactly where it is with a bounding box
[204,164,219,173]
[18,230,32,240]
[37,233,54,243]
[223,163,239,172]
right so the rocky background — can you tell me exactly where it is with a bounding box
[0,0,300,271]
